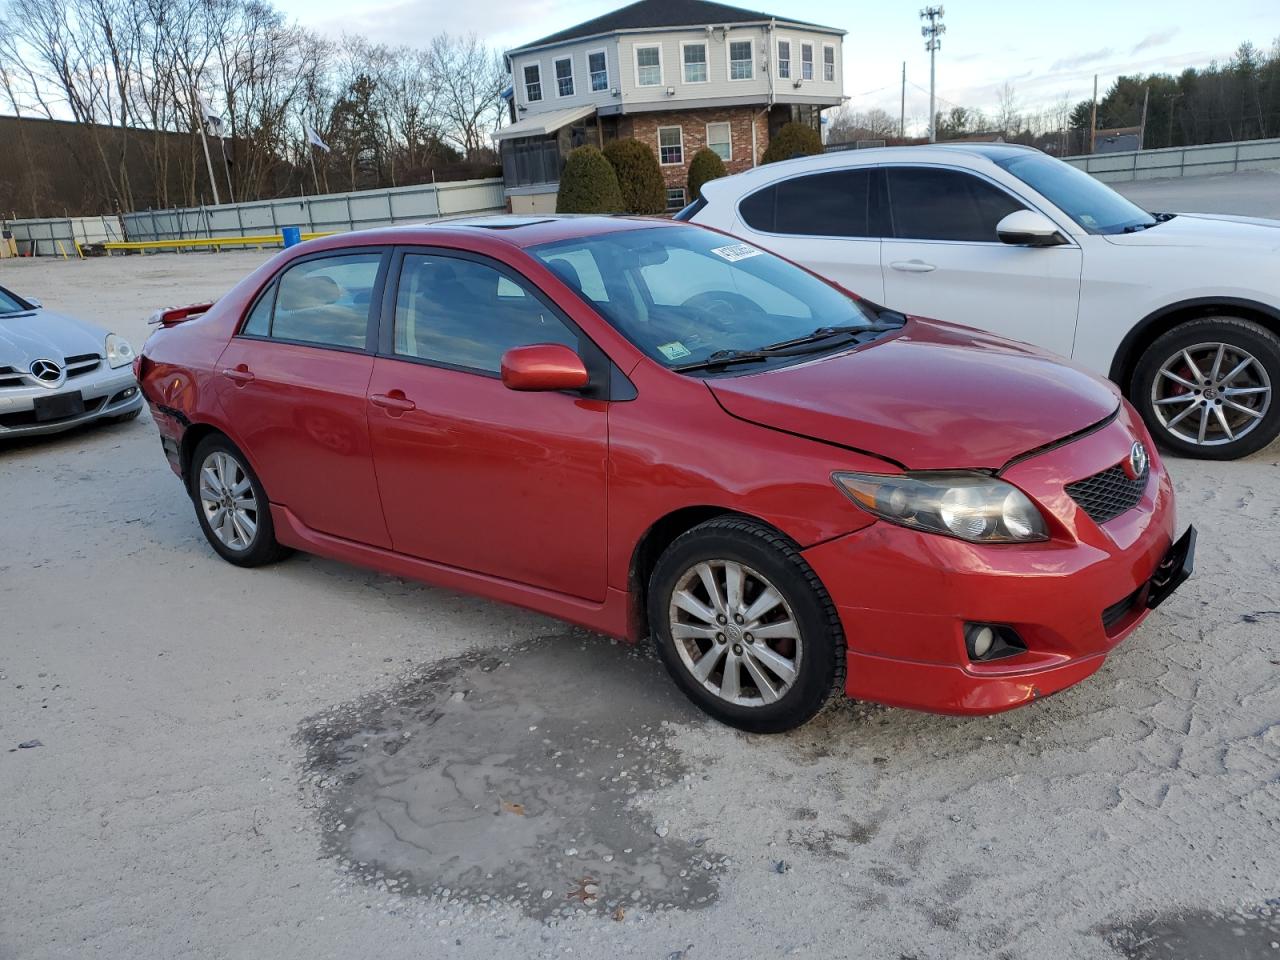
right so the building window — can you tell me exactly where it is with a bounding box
[636,45,661,86]
[658,126,683,165]
[666,187,686,212]
[588,50,608,91]
[523,63,542,102]
[554,57,574,97]
[729,39,753,80]
[823,44,836,82]
[776,39,791,79]
[682,42,707,83]
[801,43,814,81]
[706,121,731,161]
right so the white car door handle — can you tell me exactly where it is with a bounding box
[890,259,936,273]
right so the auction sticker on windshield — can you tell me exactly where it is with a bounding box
[658,341,693,361]
[710,243,762,263]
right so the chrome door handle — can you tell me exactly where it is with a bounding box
[220,367,255,384]
[890,259,936,273]
[370,392,416,413]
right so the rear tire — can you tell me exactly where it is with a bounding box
[189,434,290,567]
[1131,316,1280,460]
[648,516,845,733]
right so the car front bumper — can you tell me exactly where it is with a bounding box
[802,408,1190,715]
[0,365,142,438]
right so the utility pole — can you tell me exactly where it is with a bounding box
[900,61,906,139]
[1089,74,1098,154]
[195,89,221,206]
[920,7,945,142]
[1138,85,1150,150]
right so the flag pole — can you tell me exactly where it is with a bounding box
[308,143,321,194]
[195,88,221,206]
[220,134,236,204]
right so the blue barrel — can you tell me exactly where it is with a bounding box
[281,226,302,248]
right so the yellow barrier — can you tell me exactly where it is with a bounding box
[101,232,335,254]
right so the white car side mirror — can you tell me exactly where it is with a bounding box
[996,210,1067,247]
[26,296,42,308]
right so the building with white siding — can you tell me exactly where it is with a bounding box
[497,0,845,212]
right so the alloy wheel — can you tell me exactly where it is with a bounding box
[668,560,802,707]
[1151,341,1272,447]
[198,451,259,551]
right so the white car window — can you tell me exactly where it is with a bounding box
[887,167,1025,242]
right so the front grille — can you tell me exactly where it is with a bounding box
[65,353,102,378]
[1066,463,1149,525]
[0,366,23,388]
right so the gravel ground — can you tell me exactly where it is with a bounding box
[2,209,1278,960]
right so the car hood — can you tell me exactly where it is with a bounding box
[1103,212,1280,251]
[707,319,1120,471]
[0,309,107,370]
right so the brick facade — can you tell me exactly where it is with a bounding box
[616,105,771,206]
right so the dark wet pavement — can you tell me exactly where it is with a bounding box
[297,635,724,919]
[1103,905,1280,959]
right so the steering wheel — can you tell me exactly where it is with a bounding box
[680,290,768,329]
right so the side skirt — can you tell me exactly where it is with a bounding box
[270,504,635,640]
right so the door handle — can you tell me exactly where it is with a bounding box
[220,366,255,384]
[890,259,936,273]
[370,391,416,414]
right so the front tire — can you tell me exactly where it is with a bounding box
[189,435,290,567]
[648,516,845,733]
[1131,316,1280,460]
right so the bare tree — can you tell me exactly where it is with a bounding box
[427,32,505,158]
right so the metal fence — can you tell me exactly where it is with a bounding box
[4,216,125,257]
[1063,137,1280,182]
[5,178,506,255]
[122,178,505,243]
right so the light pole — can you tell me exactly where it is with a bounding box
[920,6,945,142]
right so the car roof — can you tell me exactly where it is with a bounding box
[321,214,679,252]
[700,142,1043,199]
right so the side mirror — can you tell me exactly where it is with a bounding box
[500,343,590,392]
[25,296,42,308]
[996,210,1068,247]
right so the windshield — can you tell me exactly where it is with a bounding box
[0,287,28,314]
[529,226,877,371]
[995,153,1157,235]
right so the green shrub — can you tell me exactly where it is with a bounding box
[556,145,624,214]
[602,138,666,215]
[761,121,823,164]
[686,147,728,200]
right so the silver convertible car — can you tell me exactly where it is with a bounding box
[0,283,143,439]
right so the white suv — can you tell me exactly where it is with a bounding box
[683,143,1280,459]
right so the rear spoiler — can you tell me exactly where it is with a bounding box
[149,302,214,327]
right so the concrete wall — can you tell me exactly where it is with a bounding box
[1064,137,1280,182]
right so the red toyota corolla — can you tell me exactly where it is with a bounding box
[136,216,1194,732]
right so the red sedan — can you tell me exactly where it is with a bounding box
[136,216,1194,732]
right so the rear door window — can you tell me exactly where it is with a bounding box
[886,167,1025,242]
[738,169,873,237]
[243,253,382,349]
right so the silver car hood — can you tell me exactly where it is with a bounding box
[0,309,107,371]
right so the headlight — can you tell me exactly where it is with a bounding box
[105,333,134,369]
[833,471,1048,543]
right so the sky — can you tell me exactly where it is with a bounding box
[274,0,1279,134]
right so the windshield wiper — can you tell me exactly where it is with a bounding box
[673,322,903,374]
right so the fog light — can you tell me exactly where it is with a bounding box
[970,625,995,658]
[964,622,1026,662]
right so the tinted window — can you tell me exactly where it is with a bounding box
[393,255,578,373]
[0,287,28,314]
[887,167,1025,242]
[995,152,1154,234]
[241,287,273,336]
[266,254,380,348]
[739,169,872,238]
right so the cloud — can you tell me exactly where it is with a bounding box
[1049,48,1115,72]
[1132,28,1180,54]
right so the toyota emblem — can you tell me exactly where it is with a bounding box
[1124,441,1148,480]
[29,358,65,388]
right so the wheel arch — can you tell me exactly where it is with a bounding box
[627,506,782,641]
[1109,296,1280,390]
